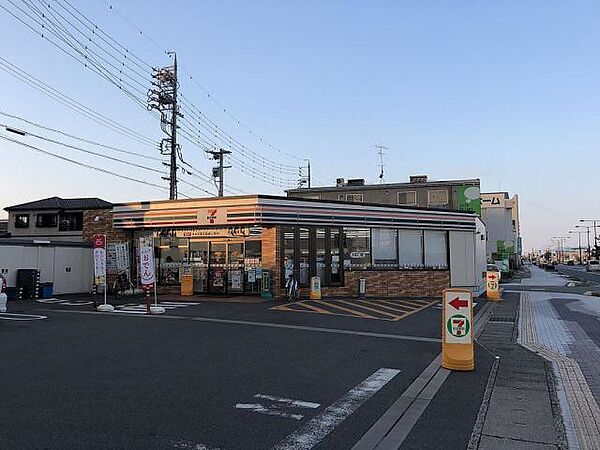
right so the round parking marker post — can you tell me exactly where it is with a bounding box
[149,281,165,315]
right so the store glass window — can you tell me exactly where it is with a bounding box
[372,228,398,267]
[316,228,326,282]
[209,243,227,266]
[244,240,262,267]
[227,243,244,268]
[399,230,423,268]
[299,227,310,285]
[343,228,370,269]
[189,241,208,265]
[283,228,295,281]
[330,228,342,284]
[14,214,29,228]
[158,236,185,285]
[424,231,448,268]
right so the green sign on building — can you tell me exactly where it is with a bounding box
[457,185,481,215]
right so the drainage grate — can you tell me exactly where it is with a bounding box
[488,317,515,324]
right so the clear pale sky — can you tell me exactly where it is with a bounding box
[1,1,598,250]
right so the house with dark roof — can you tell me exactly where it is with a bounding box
[4,196,113,242]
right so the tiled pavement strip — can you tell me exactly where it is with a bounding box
[519,291,600,449]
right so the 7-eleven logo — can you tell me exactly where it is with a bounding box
[206,209,218,224]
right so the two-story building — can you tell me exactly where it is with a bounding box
[4,196,114,241]
[286,175,481,214]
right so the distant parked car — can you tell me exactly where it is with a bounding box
[545,262,557,271]
[587,260,600,272]
[0,274,7,313]
[567,260,575,266]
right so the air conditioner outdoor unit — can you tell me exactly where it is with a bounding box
[336,177,345,187]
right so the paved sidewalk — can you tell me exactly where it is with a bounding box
[519,290,600,449]
[469,292,565,450]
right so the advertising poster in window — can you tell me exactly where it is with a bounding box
[230,270,242,289]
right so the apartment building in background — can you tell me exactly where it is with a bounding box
[286,175,482,214]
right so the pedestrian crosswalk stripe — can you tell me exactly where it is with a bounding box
[272,298,436,321]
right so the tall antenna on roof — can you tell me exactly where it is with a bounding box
[374,144,388,184]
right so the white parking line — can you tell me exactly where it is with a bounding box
[36,298,93,306]
[273,368,401,450]
[0,312,48,321]
[235,393,321,421]
[113,302,200,315]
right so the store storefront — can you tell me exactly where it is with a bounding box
[112,195,486,298]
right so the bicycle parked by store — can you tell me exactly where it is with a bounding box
[285,274,299,302]
[113,271,136,300]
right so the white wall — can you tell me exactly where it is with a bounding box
[449,220,487,296]
[0,244,93,294]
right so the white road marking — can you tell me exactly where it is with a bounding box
[235,393,321,421]
[235,403,304,420]
[113,302,198,315]
[36,298,93,306]
[0,312,48,321]
[273,368,401,450]
[254,394,320,409]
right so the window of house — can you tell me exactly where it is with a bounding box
[343,228,370,269]
[346,193,363,203]
[58,212,83,231]
[35,213,57,228]
[398,191,417,206]
[399,230,423,268]
[428,190,449,206]
[14,214,29,228]
[372,228,398,267]
[424,230,448,268]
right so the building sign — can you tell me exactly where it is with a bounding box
[481,194,505,208]
[93,234,106,285]
[139,239,156,288]
[107,242,130,274]
[197,208,227,225]
[155,226,262,239]
[457,185,481,215]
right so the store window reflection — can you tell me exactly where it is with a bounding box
[316,228,326,282]
[299,227,310,285]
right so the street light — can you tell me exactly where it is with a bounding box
[568,230,584,264]
[551,236,569,264]
[575,224,592,260]
[579,219,600,257]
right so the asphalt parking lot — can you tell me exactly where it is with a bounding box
[0,296,492,450]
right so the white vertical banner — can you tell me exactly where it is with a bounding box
[93,234,107,285]
[139,239,156,289]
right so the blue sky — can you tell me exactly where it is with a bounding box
[0,1,598,250]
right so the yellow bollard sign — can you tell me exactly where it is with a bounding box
[486,271,501,301]
[442,288,474,371]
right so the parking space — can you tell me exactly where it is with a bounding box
[271,298,436,321]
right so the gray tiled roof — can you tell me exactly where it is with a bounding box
[5,196,113,212]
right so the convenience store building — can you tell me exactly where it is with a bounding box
[111,195,487,298]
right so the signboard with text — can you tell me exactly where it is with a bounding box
[93,234,106,285]
[486,271,501,300]
[442,288,474,371]
[139,241,156,289]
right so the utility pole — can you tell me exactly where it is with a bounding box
[206,148,231,197]
[148,52,179,199]
[374,144,388,184]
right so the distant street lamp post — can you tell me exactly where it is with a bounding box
[568,230,584,264]
[575,224,591,261]
[579,219,599,258]
[552,236,569,264]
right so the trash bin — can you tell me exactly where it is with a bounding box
[39,282,54,299]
